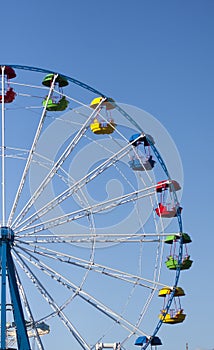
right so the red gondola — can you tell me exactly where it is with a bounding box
[0,88,16,103]
[0,66,16,79]
[155,180,182,218]
[155,203,182,218]
[156,180,181,193]
[0,66,16,104]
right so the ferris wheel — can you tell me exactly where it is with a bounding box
[0,65,192,350]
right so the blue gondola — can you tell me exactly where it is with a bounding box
[135,336,162,346]
[129,133,154,147]
[129,155,156,171]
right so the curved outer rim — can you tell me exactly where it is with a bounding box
[1,64,106,97]
[0,64,184,349]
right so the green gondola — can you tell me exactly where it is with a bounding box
[42,74,69,87]
[43,96,69,111]
[165,233,192,244]
[165,255,193,270]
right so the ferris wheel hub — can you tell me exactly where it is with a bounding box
[0,227,14,243]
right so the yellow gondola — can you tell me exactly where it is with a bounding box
[158,286,186,324]
[159,309,186,324]
[158,287,185,297]
[90,119,116,135]
[90,96,116,135]
[90,97,115,110]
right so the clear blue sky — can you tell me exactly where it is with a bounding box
[1,1,214,350]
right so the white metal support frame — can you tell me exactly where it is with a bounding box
[1,65,5,225]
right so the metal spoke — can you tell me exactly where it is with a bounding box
[15,242,168,290]
[8,74,58,227]
[16,186,155,235]
[16,234,162,244]
[11,98,106,230]
[14,246,149,337]
[15,232,175,242]
[13,249,91,350]
[15,268,45,350]
[1,66,6,225]
[13,135,140,231]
